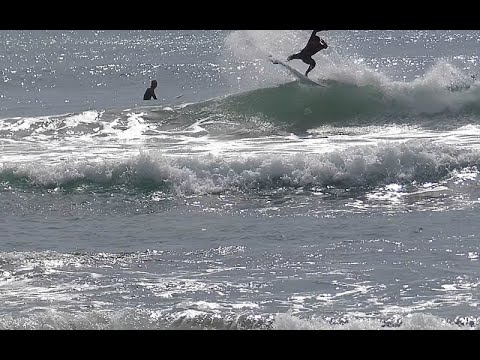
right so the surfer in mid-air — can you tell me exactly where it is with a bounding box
[287,30,328,77]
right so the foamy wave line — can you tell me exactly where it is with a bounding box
[0,309,478,330]
[1,141,478,195]
[272,313,479,330]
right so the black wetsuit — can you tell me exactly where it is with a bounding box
[287,30,328,77]
[143,87,157,100]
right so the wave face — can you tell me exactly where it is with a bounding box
[2,73,480,144]
[219,78,480,131]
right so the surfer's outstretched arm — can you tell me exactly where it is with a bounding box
[310,30,326,38]
[309,30,319,42]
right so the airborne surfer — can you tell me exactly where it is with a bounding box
[286,30,328,77]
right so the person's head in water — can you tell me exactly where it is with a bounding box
[143,79,158,100]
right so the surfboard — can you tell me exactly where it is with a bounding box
[268,55,326,87]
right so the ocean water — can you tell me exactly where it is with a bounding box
[2,30,480,330]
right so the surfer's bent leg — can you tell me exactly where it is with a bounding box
[303,57,316,77]
[287,53,302,62]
